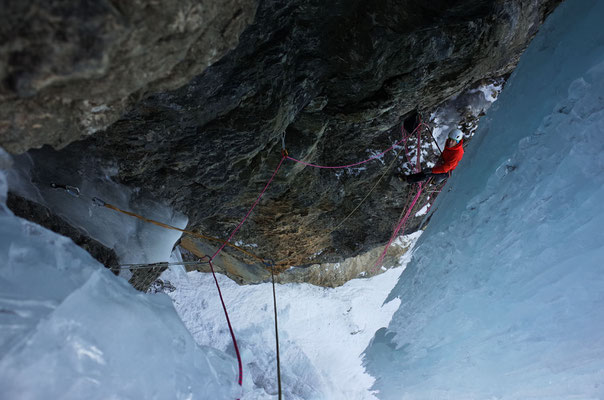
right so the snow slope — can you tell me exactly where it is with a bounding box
[162,232,421,399]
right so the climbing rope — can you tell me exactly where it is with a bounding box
[50,116,444,398]
[206,258,243,387]
[100,201,268,264]
[373,117,428,269]
[374,182,424,269]
[210,154,287,262]
[270,265,283,400]
[330,123,423,233]
[48,183,269,265]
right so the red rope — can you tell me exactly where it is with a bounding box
[374,118,427,269]
[199,119,433,394]
[374,183,424,269]
[207,259,243,387]
[211,154,287,261]
[206,153,286,394]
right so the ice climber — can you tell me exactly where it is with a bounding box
[400,128,465,184]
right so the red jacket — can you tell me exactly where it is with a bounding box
[432,140,464,174]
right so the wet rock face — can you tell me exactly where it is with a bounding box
[0,0,257,153]
[21,0,561,273]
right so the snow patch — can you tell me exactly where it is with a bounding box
[161,235,422,399]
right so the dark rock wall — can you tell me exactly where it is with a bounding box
[14,0,561,271]
[0,0,257,153]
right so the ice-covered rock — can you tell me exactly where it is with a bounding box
[0,149,239,399]
[364,1,604,398]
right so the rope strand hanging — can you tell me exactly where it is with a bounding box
[49,116,444,399]
[211,154,287,261]
[270,265,283,400]
[373,117,429,269]
[330,123,423,233]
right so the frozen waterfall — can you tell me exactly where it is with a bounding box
[2,0,603,399]
[0,151,239,399]
[364,1,604,398]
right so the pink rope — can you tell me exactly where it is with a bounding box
[285,123,426,170]
[204,154,286,395]
[374,183,424,269]
[374,119,427,269]
[402,123,429,173]
[201,120,432,393]
[207,259,243,388]
[211,154,287,261]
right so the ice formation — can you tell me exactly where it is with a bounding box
[8,149,187,265]
[2,1,603,399]
[364,1,604,398]
[0,150,238,400]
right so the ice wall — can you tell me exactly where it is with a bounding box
[364,1,604,398]
[0,150,238,399]
[8,148,187,265]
